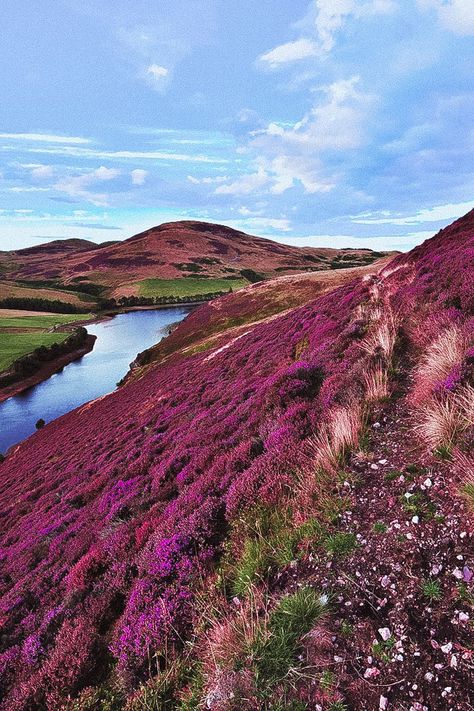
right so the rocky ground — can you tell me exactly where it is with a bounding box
[277,386,474,710]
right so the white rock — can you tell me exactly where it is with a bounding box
[412,515,419,524]
[371,463,379,470]
[381,575,390,588]
[379,459,388,465]
[379,695,389,710]
[373,422,381,428]
[378,627,392,641]
[424,672,434,682]
[450,655,458,668]
[441,642,452,654]
[452,568,464,580]
[423,478,432,488]
[459,611,469,623]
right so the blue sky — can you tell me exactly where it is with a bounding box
[0,0,473,251]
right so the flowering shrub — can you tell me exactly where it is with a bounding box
[0,209,472,706]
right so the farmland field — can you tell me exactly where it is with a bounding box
[0,311,92,371]
[138,277,247,298]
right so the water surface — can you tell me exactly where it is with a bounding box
[0,307,190,453]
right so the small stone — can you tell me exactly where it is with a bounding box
[371,463,379,470]
[424,672,434,682]
[423,478,432,488]
[463,566,473,583]
[379,459,388,465]
[441,642,452,654]
[378,627,392,641]
[381,575,390,588]
[364,667,380,679]
[453,568,464,580]
[412,515,419,524]
[459,611,469,623]
[450,655,458,668]
[373,422,381,429]
[379,695,388,710]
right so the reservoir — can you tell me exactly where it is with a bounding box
[0,307,190,453]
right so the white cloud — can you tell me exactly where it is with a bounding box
[217,76,370,196]
[258,38,319,68]
[187,174,229,185]
[226,217,292,233]
[418,0,474,35]
[351,200,474,225]
[145,63,170,90]
[10,145,228,164]
[8,187,50,193]
[54,166,121,206]
[258,0,396,69]
[215,166,269,195]
[147,63,168,78]
[131,168,148,185]
[29,164,54,180]
[0,132,90,144]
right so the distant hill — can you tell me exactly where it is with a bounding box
[0,221,392,299]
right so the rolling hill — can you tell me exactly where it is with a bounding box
[0,221,392,302]
[0,212,472,709]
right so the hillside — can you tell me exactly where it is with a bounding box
[0,212,473,710]
[0,221,391,301]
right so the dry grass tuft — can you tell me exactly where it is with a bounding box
[360,311,399,363]
[417,385,474,451]
[412,325,467,405]
[364,363,389,402]
[305,405,363,476]
[454,449,474,510]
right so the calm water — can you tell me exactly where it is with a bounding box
[0,307,190,453]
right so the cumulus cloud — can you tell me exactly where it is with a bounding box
[258,0,397,68]
[20,163,55,180]
[418,0,474,35]
[131,169,148,185]
[54,166,121,206]
[216,76,370,196]
[215,166,269,196]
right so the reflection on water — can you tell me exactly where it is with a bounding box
[0,308,190,453]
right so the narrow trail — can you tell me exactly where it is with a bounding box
[294,377,474,710]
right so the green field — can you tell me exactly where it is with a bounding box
[0,313,91,330]
[138,277,247,298]
[0,312,92,372]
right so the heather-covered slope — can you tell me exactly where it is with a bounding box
[0,212,473,710]
[0,221,390,299]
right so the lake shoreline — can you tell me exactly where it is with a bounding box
[0,334,97,404]
[0,304,198,404]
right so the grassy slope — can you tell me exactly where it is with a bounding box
[0,311,92,371]
[138,277,247,298]
[0,280,96,307]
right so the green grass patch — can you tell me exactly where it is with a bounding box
[138,277,247,298]
[0,312,92,371]
[252,587,327,690]
[421,579,442,602]
[323,532,358,557]
[223,507,323,598]
[0,333,70,371]
[0,313,91,330]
